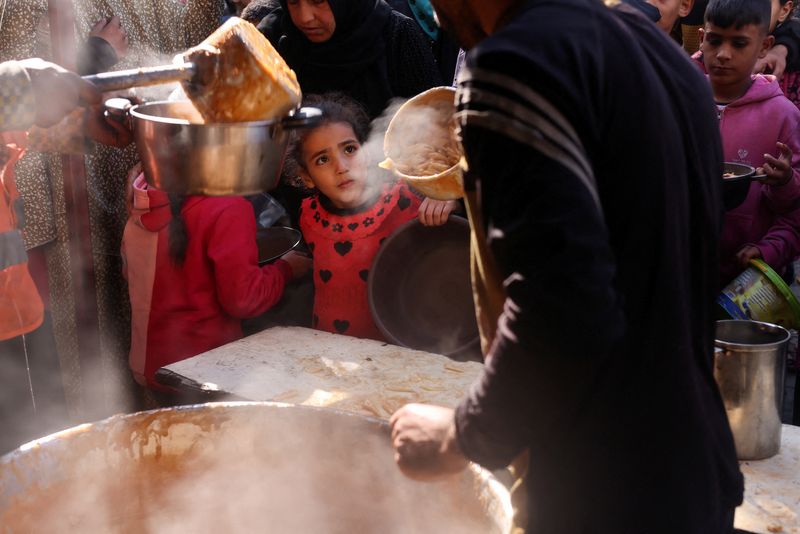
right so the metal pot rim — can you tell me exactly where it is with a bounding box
[714,319,791,350]
[130,100,282,127]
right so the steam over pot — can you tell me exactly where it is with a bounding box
[0,402,512,532]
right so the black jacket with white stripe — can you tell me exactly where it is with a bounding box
[453,1,743,532]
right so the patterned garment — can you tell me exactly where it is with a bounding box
[0,0,53,250]
[299,181,421,340]
[0,0,225,416]
[27,109,87,154]
[0,61,35,132]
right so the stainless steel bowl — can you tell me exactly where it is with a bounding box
[714,320,789,460]
[128,101,321,196]
[256,226,302,264]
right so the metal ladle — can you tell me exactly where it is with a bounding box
[81,17,302,124]
[83,61,198,93]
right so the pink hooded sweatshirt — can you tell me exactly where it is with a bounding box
[121,174,293,389]
[718,74,800,285]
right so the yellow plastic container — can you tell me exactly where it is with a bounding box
[718,259,800,329]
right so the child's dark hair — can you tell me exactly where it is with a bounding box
[168,194,189,265]
[705,0,771,33]
[283,93,371,186]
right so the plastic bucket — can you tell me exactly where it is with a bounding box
[379,87,465,200]
[714,320,789,460]
[717,259,800,329]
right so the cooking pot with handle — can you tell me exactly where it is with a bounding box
[108,99,322,196]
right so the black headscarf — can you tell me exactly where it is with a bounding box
[259,0,396,116]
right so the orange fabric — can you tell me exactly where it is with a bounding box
[0,141,43,341]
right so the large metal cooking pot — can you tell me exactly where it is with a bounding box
[0,402,512,532]
[122,100,321,196]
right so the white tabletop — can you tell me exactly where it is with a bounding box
[158,326,483,420]
[736,424,800,534]
[159,327,798,532]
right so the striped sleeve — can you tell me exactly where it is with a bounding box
[0,61,36,132]
[455,64,602,214]
[451,58,626,469]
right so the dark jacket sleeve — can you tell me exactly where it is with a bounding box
[451,50,626,469]
[387,14,442,98]
[774,18,800,72]
[77,36,119,76]
[454,130,626,469]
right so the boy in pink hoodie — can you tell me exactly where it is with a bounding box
[701,0,800,285]
[121,169,311,391]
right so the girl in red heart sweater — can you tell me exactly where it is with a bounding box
[290,93,458,340]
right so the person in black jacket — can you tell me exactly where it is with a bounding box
[390,1,743,532]
[243,0,441,119]
[387,0,461,84]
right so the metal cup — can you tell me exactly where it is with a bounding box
[714,320,788,460]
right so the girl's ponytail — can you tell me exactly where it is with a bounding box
[167,194,189,265]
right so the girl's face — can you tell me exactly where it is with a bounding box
[286,0,336,43]
[299,122,368,210]
[770,0,793,32]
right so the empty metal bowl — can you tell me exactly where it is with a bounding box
[368,216,479,357]
[256,226,302,264]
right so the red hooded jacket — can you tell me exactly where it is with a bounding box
[122,174,292,388]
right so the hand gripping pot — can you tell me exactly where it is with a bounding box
[380,87,465,200]
[124,101,322,196]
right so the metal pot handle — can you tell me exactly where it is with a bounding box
[281,106,323,129]
[103,97,138,136]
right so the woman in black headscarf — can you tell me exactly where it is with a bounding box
[243,0,442,118]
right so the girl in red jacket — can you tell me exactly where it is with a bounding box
[122,166,310,391]
[289,93,457,340]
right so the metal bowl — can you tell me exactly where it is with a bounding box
[381,87,464,201]
[0,402,511,532]
[722,162,755,211]
[129,101,321,196]
[369,216,479,358]
[256,226,302,264]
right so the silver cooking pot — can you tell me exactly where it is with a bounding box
[0,402,512,532]
[111,99,322,196]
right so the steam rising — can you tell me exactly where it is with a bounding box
[361,98,405,202]
[0,405,502,533]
